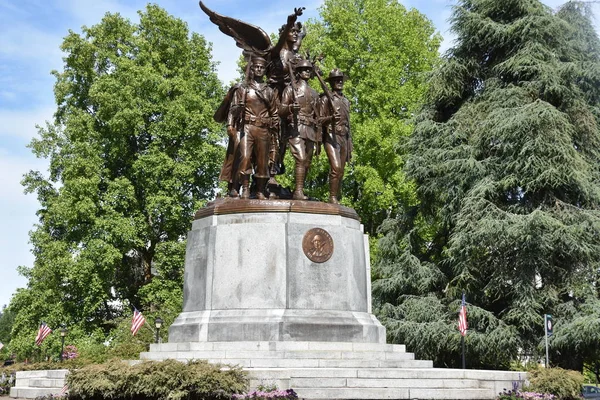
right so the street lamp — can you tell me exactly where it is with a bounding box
[154,317,163,344]
[59,327,67,362]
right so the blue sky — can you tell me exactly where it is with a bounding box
[0,0,594,309]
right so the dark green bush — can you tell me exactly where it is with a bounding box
[526,367,584,400]
[66,359,248,400]
[33,395,56,400]
[1,361,75,373]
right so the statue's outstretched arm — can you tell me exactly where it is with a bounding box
[272,7,305,55]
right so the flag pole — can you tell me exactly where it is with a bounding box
[544,314,549,368]
[144,319,156,334]
[459,293,467,369]
[461,335,465,369]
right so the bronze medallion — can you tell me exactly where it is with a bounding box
[302,228,334,263]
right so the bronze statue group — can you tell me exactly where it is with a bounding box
[202,2,352,203]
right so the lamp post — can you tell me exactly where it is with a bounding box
[154,317,163,344]
[59,327,67,362]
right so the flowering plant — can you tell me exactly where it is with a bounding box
[62,345,79,360]
[232,388,298,400]
[0,372,15,395]
[497,389,557,399]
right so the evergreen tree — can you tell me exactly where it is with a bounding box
[9,5,224,358]
[374,0,600,369]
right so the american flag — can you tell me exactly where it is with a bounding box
[35,322,52,346]
[458,293,468,336]
[131,307,146,336]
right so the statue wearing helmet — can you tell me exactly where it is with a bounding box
[279,59,321,200]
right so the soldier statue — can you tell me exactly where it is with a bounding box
[227,56,278,199]
[279,59,320,200]
[215,82,243,197]
[201,3,355,205]
[319,69,353,204]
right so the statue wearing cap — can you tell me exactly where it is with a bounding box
[279,59,320,200]
[227,56,279,199]
[319,68,353,204]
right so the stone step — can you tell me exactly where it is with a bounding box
[9,366,521,400]
[149,341,406,353]
[10,387,64,399]
[293,387,492,400]
[244,367,520,381]
[26,379,65,388]
[290,377,483,389]
[357,368,522,381]
[15,370,68,379]
[140,349,416,361]
[157,357,433,369]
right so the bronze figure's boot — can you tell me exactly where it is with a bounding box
[329,177,340,204]
[241,175,250,199]
[256,178,268,200]
[293,165,308,200]
[228,182,239,198]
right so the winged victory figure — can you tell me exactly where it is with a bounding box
[200,2,307,194]
[199,1,306,95]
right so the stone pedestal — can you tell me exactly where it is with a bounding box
[138,198,525,399]
[168,198,386,343]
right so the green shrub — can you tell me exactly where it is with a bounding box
[104,317,153,360]
[526,367,584,400]
[66,359,248,400]
[1,361,75,373]
[73,340,110,365]
[33,395,56,400]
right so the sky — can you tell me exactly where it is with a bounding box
[0,0,595,310]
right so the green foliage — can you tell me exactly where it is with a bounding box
[72,339,109,365]
[373,0,600,369]
[378,295,519,369]
[104,317,153,360]
[1,361,77,373]
[526,367,584,400]
[0,306,14,345]
[66,359,247,400]
[301,0,441,237]
[550,298,600,374]
[0,306,15,361]
[8,4,224,359]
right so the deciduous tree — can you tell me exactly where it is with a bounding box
[9,5,224,358]
[300,0,441,236]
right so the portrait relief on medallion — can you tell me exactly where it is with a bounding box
[302,228,334,263]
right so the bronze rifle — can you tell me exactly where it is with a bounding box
[287,60,300,131]
[313,65,338,148]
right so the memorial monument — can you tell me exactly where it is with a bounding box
[162,1,384,344]
[141,3,524,399]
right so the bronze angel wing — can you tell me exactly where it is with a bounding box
[199,1,272,57]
